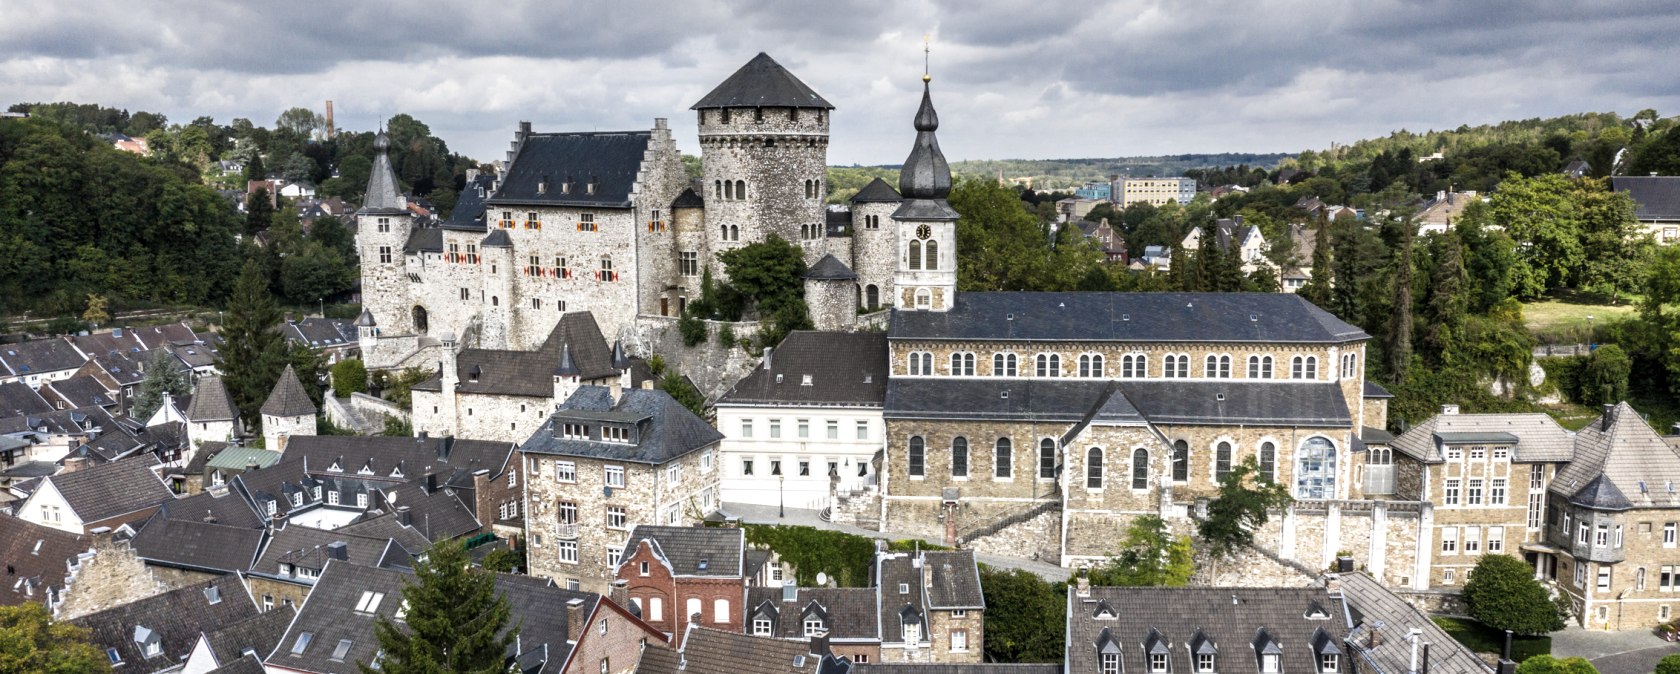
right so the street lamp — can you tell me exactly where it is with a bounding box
[778,475,785,518]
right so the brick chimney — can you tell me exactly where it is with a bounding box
[62,456,90,473]
[566,598,588,643]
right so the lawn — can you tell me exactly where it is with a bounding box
[1522,289,1638,344]
[1432,616,1551,662]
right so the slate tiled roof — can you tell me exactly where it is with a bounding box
[641,627,822,674]
[886,379,1344,428]
[746,586,880,641]
[692,53,834,110]
[43,375,115,409]
[1553,402,1680,510]
[493,573,601,674]
[923,550,983,608]
[1118,381,1351,428]
[282,435,513,487]
[414,311,618,397]
[337,511,434,554]
[0,337,87,377]
[1067,586,1345,674]
[1390,412,1573,463]
[877,554,928,645]
[360,133,408,216]
[890,292,1369,344]
[622,525,744,577]
[186,376,239,421]
[130,514,266,573]
[854,666,1060,674]
[1338,573,1490,674]
[380,480,483,542]
[250,526,403,577]
[442,173,498,231]
[261,365,318,417]
[521,387,723,465]
[0,514,90,606]
[402,226,443,254]
[205,653,268,674]
[884,379,1123,423]
[491,132,653,208]
[672,187,705,209]
[1613,176,1680,221]
[74,575,258,672]
[849,178,902,203]
[0,380,52,416]
[805,254,858,281]
[1362,381,1394,399]
[282,318,356,350]
[48,455,173,524]
[269,562,406,673]
[203,604,296,667]
[720,332,888,407]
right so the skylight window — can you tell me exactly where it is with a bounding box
[330,639,354,662]
[291,632,314,656]
[355,591,385,613]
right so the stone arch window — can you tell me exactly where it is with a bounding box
[1172,440,1189,482]
[1259,441,1277,483]
[993,353,1018,377]
[735,180,746,200]
[1121,353,1146,378]
[949,352,975,376]
[412,306,429,333]
[1132,448,1150,490]
[724,180,734,200]
[908,241,922,270]
[866,285,880,310]
[720,224,728,239]
[995,438,1013,478]
[1035,353,1061,377]
[1164,354,1189,378]
[1295,436,1337,499]
[925,240,938,270]
[908,351,934,376]
[1038,439,1056,479]
[1079,354,1105,378]
[1248,355,1274,378]
[1214,441,1233,482]
[1205,354,1231,378]
[715,180,723,200]
[915,288,931,309]
[1291,355,1318,379]
[952,437,968,478]
[908,436,925,477]
[491,295,500,307]
[1086,447,1104,489]
[729,225,739,241]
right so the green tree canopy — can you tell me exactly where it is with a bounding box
[1198,457,1293,558]
[216,260,288,426]
[979,567,1066,663]
[1514,655,1598,674]
[1086,515,1193,587]
[131,349,191,421]
[1463,554,1566,636]
[0,602,112,674]
[363,539,516,674]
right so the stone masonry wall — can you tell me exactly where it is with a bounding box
[849,201,898,311]
[698,106,830,274]
[57,536,169,620]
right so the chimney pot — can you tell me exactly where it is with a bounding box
[763,347,774,371]
[1602,404,1616,430]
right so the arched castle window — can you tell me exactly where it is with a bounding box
[1086,447,1103,489]
[1035,354,1061,377]
[1214,441,1233,482]
[866,285,880,310]
[1121,354,1146,378]
[925,240,938,270]
[1205,354,1231,378]
[1249,355,1274,379]
[1132,448,1149,490]
[1172,440,1188,482]
[1038,439,1056,479]
[1164,354,1189,378]
[952,437,968,478]
[915,289,931,309]
[1291,355,1318,380]
[715,180,724,200]
[908,351,934,376]
[995,439,1013,478]
[993,353,1017,377]
[1259,441,1277,483]
[491,296,499,307]
[1079,354,1105,378]
[1295,437,1337,499]
[908,241,921,270]
[729,225,739,241]
[735,180,746,200]
[949,353,975,376]
[908,436,925,477]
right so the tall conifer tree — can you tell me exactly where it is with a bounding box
[216,259,287,427]
[363,540,516,674]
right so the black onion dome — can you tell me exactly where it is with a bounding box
[898,83,951,200]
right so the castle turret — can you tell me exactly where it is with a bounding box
[804,254,859,331]
[479,229,514,349]
[848,178,903,312]
[612,340,632,394]
[438,330,458,437]
[553,343,582,404]
[892,77,959,312]
[692,53,834,271]
[354,308,378,353]
[260,364,318,452]
[357,131,417,334]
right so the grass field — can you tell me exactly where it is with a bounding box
[1432,616,1551,662]
[1522,289,1638,343]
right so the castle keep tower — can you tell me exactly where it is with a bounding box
[356,131,415,334]
[892,78,958,312]
[692,53,834,269]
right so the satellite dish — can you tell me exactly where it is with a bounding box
[816,572,828,586]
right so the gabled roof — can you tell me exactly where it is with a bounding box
[1553,402,1680,509]
[261,365,318,418]
[1612,176,1680,221]
[621,525,744,577]
[692,53,834,110]
[1338,573,1491,674]
[442,173,497,231]
[47,455,173,524]
[849,178,902,204]
[202,607,296,671]
[638,627,822,674]
[923,550,984,609]
[521,387,723,464]
[130,515,266,574]
[413,311,618,398]
[804,254,858,281]
[186,376,239,422]
[490,132,653,208]
[744,586,879,641]
[268,562,406,672]
[0,380,52,416]
[720,332,888,408]
[281,318,356,350]
[1067,586,1344,674]
[283,435,513,488]
[482,228,513,247]
[0,337,86,376]
[672,187,705,209]
[250,525,406,577]
[1390,412,1573,463]
[890,292,1369,344]
[0,514,90,606]
[43,376,115,409]
[205,653,267,674]
[74,576,258,671]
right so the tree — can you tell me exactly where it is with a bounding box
[216,260,288,427]
[1639,245,1680,395]
[950,177,1053,291]
[1086,515,1193,587]
[1654,654,1680,674]
[1514,655,1598,674]
[1463,554,1565,636]
[331,358,368,398]
[131,350,191,421]
[716,235,807,319]
[1579,343,1631,405]
[1198,457,1293,558]
[1386,227,1415,383]
[656,371,705,418]
[363,539,516,674]
[1422,231,1467,361]
[978,567,1066,663]
[0,602,112,674]
[1297,214,1333,307]
[246,187,274,236]
[81,294,108,326]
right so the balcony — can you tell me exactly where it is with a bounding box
[556,522,579,539]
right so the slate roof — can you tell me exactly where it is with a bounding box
[205,447,284,473]
[1389,412,1573,463]
[890,292,1369,344]
[0,337,87,377]
[442,173,498,231]
[1118,381,1351,428]
[261,365,318,417]
[849,178,902,203]
[884,378,1344,428]
[250,525,405,577]
[413,311,618,397]
[269,562,406,673]
[43,375,115,409]
[205,654,268,674]
[746,586,880,641]
[282,318,356,350]
[360,132,408,215]
[877,554,929,644]
[0,513,89,606]
[0,380,51,416]
[187,376,239,421]
[74,575,258,673]
[1612,175,1680,221]
[622,525,744,577]
[493,573,601,674]
[854,666,1060,674]
[520,387,724,465]
[922,550,984,608]
[130,514,266,573]
[1553,402,1680,510]
[380,480,483,542]
[805,254,858,281]
[1337,573,1491,674]
[1067,586,1345,674]
[692,53,834,110]
[335,511,434,554]
[482,228,513,247]
[491,132,653,208]
[1362,381,1393,399]
[672,187,705,209]
[640,627,822,674]
[720,332,888,407]
[203,608,296,671]
[282,435,513,487]
[884,379,1126,424]
[47,455,173,524]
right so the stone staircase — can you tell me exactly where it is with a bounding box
[958,498,1062,547]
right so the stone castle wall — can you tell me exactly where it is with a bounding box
[698,106,830,273]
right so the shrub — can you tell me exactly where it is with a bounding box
[329,358,367,398]
[1514,655,1597,674]
[1464,554,1565,635]
[678,312,706,347]
[717,324,736,348]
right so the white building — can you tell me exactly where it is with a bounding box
[1119,177,1196,206]
[714,331,888,511]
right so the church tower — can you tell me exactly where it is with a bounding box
[692,53,834,270]
[892,76,959,312]
[356,131,416,334]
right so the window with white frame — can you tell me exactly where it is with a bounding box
[1291,355,1318,379]
[993,353,1018,376]
[1204,354,1231,378]
[1101,653,1121,674]
[1667,523,1677,547]
[950,352,975,376]
[607,506,627,530]
[856,420,869,440]
[753,619,773,635]
[1491,479,1507,505]
[701,449,713,472]
[1340,353,1357,378]
[909,351,934,375]
[1598,567,1612,591]
[1121,353,1146,378]
[1441,526,1458,554]
[1164,354,1189,378]
[605,466,625,488]
[558,540,579,564]
[1248,354,1274,379]
[1149,652,1168,673]
[1488,526,1505,553]
[1464,526,1481,553]
[951,629,968,651]
[1035,353,1061,377]
[555,461,576,482]
[1467,479,1484,506]
[1445,479,1461,505]
[1079,354,1105,377]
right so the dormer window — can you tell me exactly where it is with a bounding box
[753,618,773,636]
[1262,654,1280,673]
[1096,627,1123,674]
[1320,653,1339,673]
[803,617,824,636]
[1195,653,1215,673]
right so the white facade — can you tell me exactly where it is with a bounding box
[714,404,882,510]
[17,480,84,533]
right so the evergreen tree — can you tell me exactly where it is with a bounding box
[1386,227,1415,383]
[131,349,190,421]
[1297,214,1333,307]
[244,153,266,182]
[246,187,274,236]
[1422,231,1468,362]
[216,260,287,429]
[363,539,516,674]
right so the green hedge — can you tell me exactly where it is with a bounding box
[739,525,947,587]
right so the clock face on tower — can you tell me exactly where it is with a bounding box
[916,225,932,240]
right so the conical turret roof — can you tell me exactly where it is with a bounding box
[186,375,239,422]
[555,343,582,377]
[692,53,834,110]
[261,364,317,418]
[359,130,408,215]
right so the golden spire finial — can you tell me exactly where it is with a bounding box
[922,34,931,83]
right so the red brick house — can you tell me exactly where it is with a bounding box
[615,525,746,644]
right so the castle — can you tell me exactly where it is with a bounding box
[354,53,907,370]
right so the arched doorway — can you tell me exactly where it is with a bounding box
[412,306,429,334]
[866,285,879,311]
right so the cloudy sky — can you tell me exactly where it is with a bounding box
[4,1,1678,165]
